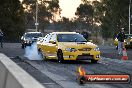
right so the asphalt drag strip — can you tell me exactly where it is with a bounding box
[14,57,132,88]
[11,57,63,88]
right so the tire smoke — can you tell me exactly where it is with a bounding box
[24,43,42,60]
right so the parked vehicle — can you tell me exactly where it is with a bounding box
[114,34,132,49]
[21,32,42,49]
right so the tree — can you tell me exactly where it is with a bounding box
[75,3,94,27]
[78,0,130,39]
[0,0,25,42]
[22,0,61,32]
[99,0,130,39]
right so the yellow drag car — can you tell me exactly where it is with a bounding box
[114,34,132,49]
[37,32,100,63]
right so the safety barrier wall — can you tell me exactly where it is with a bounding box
[0,53,45,88]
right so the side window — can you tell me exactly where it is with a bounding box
[50,34,56,41]
[44,34,52,43]
[43,34,49,42]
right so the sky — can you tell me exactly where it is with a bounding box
[59,0,82,19]
[20,0,97,19]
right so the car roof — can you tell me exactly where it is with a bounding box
[51,32,77,34]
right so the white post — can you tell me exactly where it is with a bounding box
[35,1,38,32]
[129,0,131,34]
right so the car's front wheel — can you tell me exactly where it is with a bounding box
[116,46,118,50]
[57,50,64,63]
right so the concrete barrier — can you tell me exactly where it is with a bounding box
[0,53,45,88]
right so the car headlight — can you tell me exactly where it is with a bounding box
[65,48,77,52]
[25,40,32,43]
[94,47,99,51]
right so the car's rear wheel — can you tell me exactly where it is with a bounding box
[21,44,25,49]
[91,59,98,63]
[57,50,64,63]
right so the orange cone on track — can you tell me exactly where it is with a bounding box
[122,48,128,60]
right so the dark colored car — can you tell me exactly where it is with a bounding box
[21,32,42,48]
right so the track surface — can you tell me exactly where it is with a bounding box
[0,43,132,88]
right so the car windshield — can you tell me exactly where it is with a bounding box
[57,34,87,42]
[25,33,42,38]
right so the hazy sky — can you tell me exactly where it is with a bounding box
[20,0,96,19]
[59,0,81,19]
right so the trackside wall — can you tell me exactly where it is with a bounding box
[0,53,45,88]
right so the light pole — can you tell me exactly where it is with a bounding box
[129,0,131,34]
[35,0,39,32]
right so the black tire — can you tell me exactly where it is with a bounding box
[57,50,64,63]
[91,59,98,63]
[116,46,118,50]
[38,49,47,61]
[78,76,86,85]
[21,44,25,49]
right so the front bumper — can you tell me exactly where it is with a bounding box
[25,43,32,46]
[62,50,100,61]
[125,42,132,48]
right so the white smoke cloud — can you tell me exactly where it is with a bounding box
[24,43,43,60]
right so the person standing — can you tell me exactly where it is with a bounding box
[81,30,89,40]
[0,29,4,48]
[117,28,125,55]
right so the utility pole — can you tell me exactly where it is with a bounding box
[129,0,131,34]
[35,1,39,32]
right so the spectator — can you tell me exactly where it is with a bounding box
[0,29,4,48]
[117,28,125,55]
[81,30,89,40]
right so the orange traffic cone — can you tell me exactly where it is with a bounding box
[122,48,128,60]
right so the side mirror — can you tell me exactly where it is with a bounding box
[49,40,56,44]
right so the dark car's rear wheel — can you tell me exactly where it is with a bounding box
[21,44,25,49]
[57,50,64,63]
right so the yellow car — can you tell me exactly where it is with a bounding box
[114,34,132,49]
[37,32,100,63]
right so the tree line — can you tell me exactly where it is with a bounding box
[0,0,131,42]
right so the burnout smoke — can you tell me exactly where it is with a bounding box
[24,43,42,60]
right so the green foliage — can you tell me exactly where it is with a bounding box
[75,0,131,39]
[99,0,130,39]
[0,0,25,42]
[22,0,60,32]
[47,0,60,12]
[1,0,130,42]
[75,3,93,24]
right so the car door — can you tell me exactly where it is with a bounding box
[40,33,52,56]
[47,34,58,59]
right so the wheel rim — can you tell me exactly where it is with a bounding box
[58,54,62,62]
